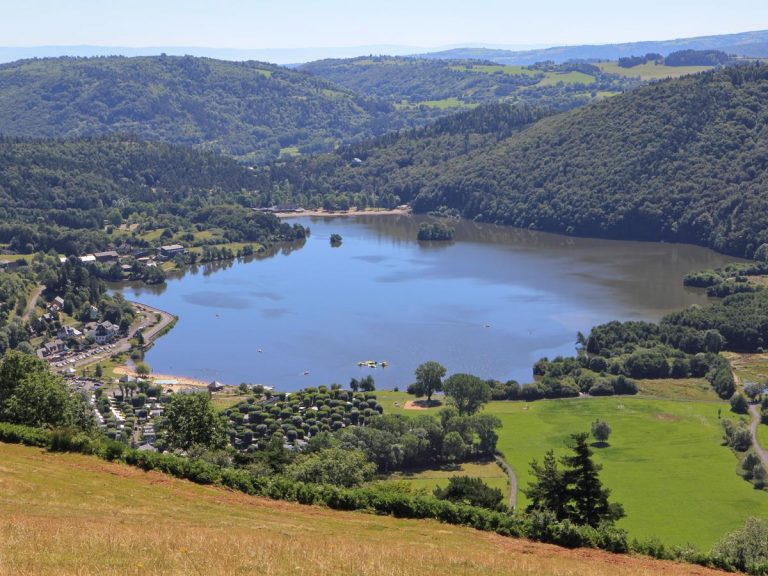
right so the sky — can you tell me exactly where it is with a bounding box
[1,0,767,50]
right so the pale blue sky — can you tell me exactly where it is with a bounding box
[3,0,767,49]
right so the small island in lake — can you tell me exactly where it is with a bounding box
[417,222,455,242]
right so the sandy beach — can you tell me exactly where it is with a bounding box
[275,207,411,219]
[113,366,209,391]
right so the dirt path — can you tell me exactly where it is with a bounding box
[23,283,44,321]
[494,454,518,511]
[748,404,768,466]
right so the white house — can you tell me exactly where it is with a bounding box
[88,321,120,344]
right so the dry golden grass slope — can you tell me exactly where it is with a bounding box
[0,442,730,576]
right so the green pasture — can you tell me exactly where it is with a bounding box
[377,388,766,548]
[598,61,712,80]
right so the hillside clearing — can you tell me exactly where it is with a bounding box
[598,61,712,80]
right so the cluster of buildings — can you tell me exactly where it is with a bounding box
[35,295,121,361]
[60,243,187,269]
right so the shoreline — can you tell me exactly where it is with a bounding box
[113,365,210,391]
[275,207,411,219]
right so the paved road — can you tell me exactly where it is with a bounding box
[58,301,175,373]
[494,454,518,510]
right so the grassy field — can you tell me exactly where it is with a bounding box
[279,146,300,157]
[536,71,596,86]
[415,97,478,109]
[210,389,252,412]
[0,442,729,576]
[449,64,539,76]
[488,397,764,549]
[635,378,719,401]
[598,62,712,80]
[386,461,509,494]
[375,389,763,549]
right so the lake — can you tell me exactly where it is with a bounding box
[121,215,738,390]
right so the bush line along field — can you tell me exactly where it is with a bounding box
[0,442,730,576]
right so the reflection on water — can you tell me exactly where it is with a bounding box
[121,216,739,390]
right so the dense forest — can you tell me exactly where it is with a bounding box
[0,136,304,255]
[0,56,433,162]
[260,64,768,258]
[300,56,638,111]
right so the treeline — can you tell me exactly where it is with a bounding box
[257,64,768,258]
[527,288,768,400]
[618,49,729,68]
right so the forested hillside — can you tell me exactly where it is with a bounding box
[300,56,637,111]
[0,136,302,255]
[261,64,768,258]
[0,56,424,162]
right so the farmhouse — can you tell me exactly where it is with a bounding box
[158,244,186,259]
[93,250,119,263]
[48,296,65,312]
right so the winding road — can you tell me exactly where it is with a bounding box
[494,454,518,510]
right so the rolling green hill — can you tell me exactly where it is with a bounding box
[0,55,419,163]
[261,64,768,258]
[300,56,636,112]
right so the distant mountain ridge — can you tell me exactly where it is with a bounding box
[415,30,768,65]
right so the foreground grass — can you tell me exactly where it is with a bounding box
[490,398,766,549]
[0,443,728,576]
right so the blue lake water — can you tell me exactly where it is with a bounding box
[121,215,737,390]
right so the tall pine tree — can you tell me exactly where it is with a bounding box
[524,432,624,527]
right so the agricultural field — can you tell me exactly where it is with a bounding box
[401,97,478,110]
[377,388,766,549]
[535,71,596,86]
[598,61,712,80]
[448,64,540,76]
[450,63,596,86]
[0,442,730,576]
